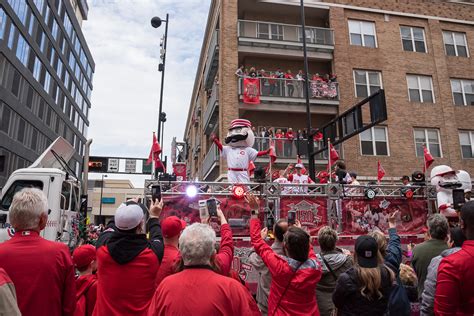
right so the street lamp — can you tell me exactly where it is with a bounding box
[99,174,108,224]
[160,112,167,153]
[151,14,169,167]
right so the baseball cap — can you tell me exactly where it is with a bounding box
[162,216,186,238]
[401,175,410,181]
[355,235,379,268]
[72,245,96,270]
[295,163,304,169]
[115,204,144,230]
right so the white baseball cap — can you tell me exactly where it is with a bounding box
[115,204,144,230]
[295,163,304,169]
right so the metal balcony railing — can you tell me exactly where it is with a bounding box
[253,137,340,160]
[204,29,219,89]
[238,20,334,48]
[238,77,339,100]
[203,83,219,134]
[202,143,220,179]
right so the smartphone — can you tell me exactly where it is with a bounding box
[266,216,275,231]
[151,185,161,203]
[206,198,218,217]
[288,211,296,225]
[453,189,465,210]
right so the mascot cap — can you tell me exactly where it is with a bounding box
[230,119,251,130]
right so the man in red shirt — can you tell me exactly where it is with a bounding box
[435,201,474,315]
[147,223,260,316]
[0,188,76,316]
[93,200,164,316]
[72,245,97,316]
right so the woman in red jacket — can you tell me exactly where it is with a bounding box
[246,194,322,316]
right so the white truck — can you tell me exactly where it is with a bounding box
[0,137,81,247]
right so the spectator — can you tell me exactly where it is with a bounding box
[275,129,284,156]
[421,227,466,316]
[147,223,260,315]
[333,235,395,315]
[269,72,278,96]
[334,161,349,184]
[399,263,419,315]
[302,128,308,139]
[401,176,411,186]
[285,70,294,97]
[285,128,295,157]
[329,73,337,82]
[249,67,257,78]
[289,163,313,193]
[248,219,289,315]
[154,216,186,286]
[93,200,164,315]
[411,214,449,298]
[275,68,284,96]
[316,226,353,316]
[434,201,474,315]
[261,127,269,150]
[349,172,360,185]
[316,171,330,184]
[235,65,244,77]
[0,268,21,316]
[72,245,98,316]
[296,70,304,97]
[0,188,76,316]
[296,129,306,156]
[247,193,322,316]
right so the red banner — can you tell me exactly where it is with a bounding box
[243,78,260,104]
[172,163,187,181]
[280,197,328,236]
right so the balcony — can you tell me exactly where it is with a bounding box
[253,137,338,161]
[202,143,220,180]
[238,77,339,113]
[204,30,219,90]
[203,83,219,135]
[238,20,334,59]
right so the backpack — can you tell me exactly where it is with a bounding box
[386,263,410,316]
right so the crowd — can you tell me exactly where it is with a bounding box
[0,187,473,316]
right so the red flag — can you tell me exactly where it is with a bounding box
[423,146,434,172]
[146,132,164,170]
[377,160,386,182]
[243,78,260,104]
[269,139,277,163]
[248,161,256,176]
[313,131,323,142]
[329,143,339,161]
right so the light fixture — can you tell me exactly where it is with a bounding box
[364,187,377,200]
[232,185,245,199]
[401,188,414,199]
[186,185,198,198]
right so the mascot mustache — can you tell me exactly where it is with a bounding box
[439,181,462,189]
[225,133,248,144]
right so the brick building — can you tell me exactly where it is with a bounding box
[184,0,474,182]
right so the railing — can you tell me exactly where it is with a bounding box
[204,29,219,89]
[204,83,219,133]
[239,77,339,100]
[254,137,340,160]
[238,20,334,47]
[202,143,220,179]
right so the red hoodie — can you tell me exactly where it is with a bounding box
[75,274,97,316]
[250,219,322,316]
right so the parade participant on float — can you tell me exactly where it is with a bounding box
[211,119,271,183]
[430,165,462,217]
[72,245,98,316]
[288,163,313,193]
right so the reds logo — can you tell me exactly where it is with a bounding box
[240,150,245,155]
[244,82,259,98]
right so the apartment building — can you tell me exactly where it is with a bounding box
[185,0,474,181]
[0,0,94,186]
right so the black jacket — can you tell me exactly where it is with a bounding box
[333,266,393,316]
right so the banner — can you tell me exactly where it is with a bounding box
[279,197,328,236]
[243,78,260,104]
[172,163,187,181]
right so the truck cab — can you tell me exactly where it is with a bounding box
[0,137,80,247]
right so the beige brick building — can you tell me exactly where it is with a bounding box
[184,0,474,182]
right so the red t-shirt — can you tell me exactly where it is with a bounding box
[75,274,97,316]
[285,132,295,140]
[155,244,180,287]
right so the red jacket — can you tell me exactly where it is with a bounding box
[147,268,260,316]
[75,274,97,316]
[250,219,322,316]
[93,218,164,316]
[0,230,76,316]
[434,240,474,316]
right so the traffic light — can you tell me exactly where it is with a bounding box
[88,157,108,173]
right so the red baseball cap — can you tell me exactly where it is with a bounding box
[162,216,186,238]
[72,245,96,270]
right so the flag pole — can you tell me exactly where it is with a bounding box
[327,138,332,184]
[377,161,380,185]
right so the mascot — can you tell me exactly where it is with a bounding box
[430,165,462,217]
[211,119,271,183]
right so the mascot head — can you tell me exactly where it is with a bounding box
[225,119,255,148]
[430,165,461,191]
[457,170,472,193]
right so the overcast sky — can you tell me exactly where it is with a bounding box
[82,0,209,187]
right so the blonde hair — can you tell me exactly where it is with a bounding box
[10,188,48,230]
[399,263,417,286]
[368,230,387,257]
[354,252,395,300]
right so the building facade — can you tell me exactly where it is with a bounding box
[184,0,474,182]
[0,0,94,186]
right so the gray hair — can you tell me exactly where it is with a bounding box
[179,223,216,266]
[9,188,48,231]
[427,213,449,240]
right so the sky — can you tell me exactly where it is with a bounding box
[82,0,210,187]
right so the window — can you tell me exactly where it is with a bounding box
[51,18,59,40]
[407,75,435,103]
[8,24,16,49]
[43,70,51,93]
[348,20,377,48]
[28,11,36,36]
[15,34,30,66]
[360,126,389,156]
[400,26,426,53]
[353,70,382,98]
[33,56,41,81]
[0,8,6,40]
[11,71,21,97]
[414,128,442,158]
[443,31,469,57]
[451,79,474,106]
[17,118,25,143]
[1,180,44,210]
[32,0,45,16]
[0,104,11,134]
[459,131,474,159]
[7,0,28,25]
[64,13,73,38]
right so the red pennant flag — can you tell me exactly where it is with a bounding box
[329,143,339,161]
[248,161,256,176]
[313,131,323,142]
[243,78,260,104]
[423,146,434,172]
[146,132,164,170]
[377,160,386,183]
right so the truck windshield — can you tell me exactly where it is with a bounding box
[1,180,44,210]
[61,182,80,212]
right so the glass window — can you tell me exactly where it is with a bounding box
[443,31,469,57]
[28,11,36,36]
[0,7,7,40]
[348,20,376,48]
[360,126,389,156]
[52,18,59,40]
[43,70,51,93]
[8,24,16,49]
[33,56,41,81]
[400,26,426,53]
[7,0,28,25]
[64,13,73,38]
[459,131,474,159]
[354,70,382,98]
[407,75,434,103]
[17,117,25,143]
[32,0,45,16]
[450,79,474,106]
[15,34,30,66]
[0,104,11,134]
[56,58,63,77]
[257,23,269,39]
[414,128,441,157]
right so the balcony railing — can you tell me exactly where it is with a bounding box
[204,83,219,135]
[202,143,220,179]
[238,20,334,49]
[254,137,341,160]
[238,77,339,101]
[204,29,219,89]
